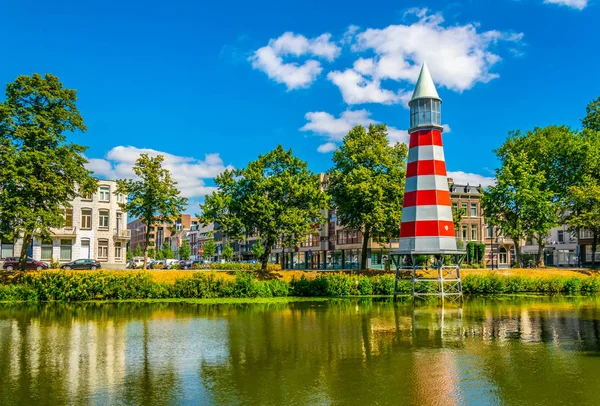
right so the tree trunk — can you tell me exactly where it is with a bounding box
[514,242,522,268]
[143,225,150,271]
[536,235,545,268]
[19,231,33,271]
[592,231,598,270]
[361,228,370,270]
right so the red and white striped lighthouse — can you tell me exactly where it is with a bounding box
[399,63,457,253]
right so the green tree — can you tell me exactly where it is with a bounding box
[126,248,134,262]
[250,240,264,259]
[162,241,174,259]
[202,233,217,262]
[134,244,143,257]
[148,248,155,259]
[115,154,187,269]
[156,248,164,260]
[200,146,329,271]
[222,242,234,262]
[179,240,191,260]
[0,74,98,271]
[452,205,465,231]
[482,151,555,268]
[327,124,408,269]
[582,96,600,132]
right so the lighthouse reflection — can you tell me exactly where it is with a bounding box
[1,298,600,405]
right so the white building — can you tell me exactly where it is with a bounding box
[521,225,578,267]
[1,180,130,268]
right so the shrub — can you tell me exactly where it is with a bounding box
[0,285,39,301]
[170,264,181,270]
[209,263,281,272]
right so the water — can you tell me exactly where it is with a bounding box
[1,297,600,405]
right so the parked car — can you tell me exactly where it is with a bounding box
[60,259,102,270]
[178,260,193,270]
[126,257,154,269]
[2,257,49,271]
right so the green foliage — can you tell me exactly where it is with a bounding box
[209,262,281,271]
[147,248,155,259]
[0,285,39,301]
[466,242,485,265]
[200,145,329,270]
[134,244,143,257]
[170,263,181,270]
[482,150,556,267]
[0,73,98,270]
[452,204,465,231]
[327,124,408,269]
[582,95,600,132]
[115,154,187,268]
[222,242,234,262]
[202,234,217,261]
[162,241,174,259]
[250,240,264,259]
[179,240,191,260]
[126,249,134,262]
[462,273,600,294]
[155,249,164,260]
[563,184,600,268]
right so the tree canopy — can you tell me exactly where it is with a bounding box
[0,73,97,270]
[200,145,329,271]
[115,154,187,269]
[202,234,217,262]
[179,240,191,260]
[327,124,407,269]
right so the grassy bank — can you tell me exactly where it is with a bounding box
[0,270,599,302]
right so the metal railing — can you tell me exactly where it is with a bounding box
[114,228,131,238]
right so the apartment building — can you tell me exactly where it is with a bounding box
[0,180,130,267]
[128,214,198,253]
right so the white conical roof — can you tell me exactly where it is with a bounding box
[410,62,440,102]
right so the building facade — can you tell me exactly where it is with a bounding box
[0,180,130,267]
[128,214,198,254]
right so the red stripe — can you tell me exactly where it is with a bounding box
[409,130,443,148]
[406,160,447,178]
[403,190,452,207]
[400,220,455,237]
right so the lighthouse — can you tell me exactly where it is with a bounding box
[392,62,464,298]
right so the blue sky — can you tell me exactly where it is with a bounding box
[1,0,598,208]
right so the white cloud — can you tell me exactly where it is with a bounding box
[447,171,496,188]
[327,8,523,104]
[327,69,410,105]
[544,0,587,10]
[317,142,337,153]
[250,32,341,90]
[442,124,451,133]
[85,146,233,200]
[301,109,409,149]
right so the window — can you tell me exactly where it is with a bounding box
[558,230,564,243]
[65,208,73,227]
[1,240,14,259]
[81,209,92,229]
[41,240,53,261]
[99,186,110,202]
[81,192,93,201]
[115,242,122,261]
[99,209,110,229]
[116,193,123,203]
[60,239,72,261]
[306,233,320,247]
[471,225,478,241]
[470,203,478,217]
[461,203,468,216]
[97,239,108,259]
[487,226,494,238]
[461,225,468,241]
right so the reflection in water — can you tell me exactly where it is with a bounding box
[1,298,600,405]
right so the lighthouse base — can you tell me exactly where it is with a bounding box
[390,252,465,299]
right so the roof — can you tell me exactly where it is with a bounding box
[410,62,440,102]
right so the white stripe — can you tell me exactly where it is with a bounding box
[407,145,445,163]
[398,236,458,252]
[402,205,453,222]
[405,175,450,193]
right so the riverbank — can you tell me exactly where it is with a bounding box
[0,269,599,302]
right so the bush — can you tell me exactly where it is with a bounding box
[170,264,181,270]
[209,263,281,272]
[0,285,39,301]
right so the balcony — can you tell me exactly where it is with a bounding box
[50,226,77,237]
[114,228,131,239]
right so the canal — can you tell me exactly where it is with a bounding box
[1,297,600,405]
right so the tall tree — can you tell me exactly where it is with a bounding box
[563,183,600,268]
[482,151,555,268]
[582,96,600,132]
[134,244,143,257]
[162,241,174,259]
[0,74,97,271]
[327,124,407,269]
[115,154,187,269]
[179,240,191,260]
[200,145,329,271]
[222,242,234,262]
[250,240,264,260]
